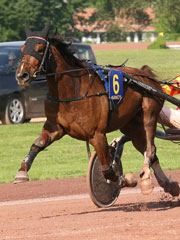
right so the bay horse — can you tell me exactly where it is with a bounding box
[15,23,179,197]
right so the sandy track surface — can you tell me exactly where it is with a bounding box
[0,170,180,240]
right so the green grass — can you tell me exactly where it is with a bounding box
[94,49,180,80]
[0,122,179,183]
[1,48,180,183]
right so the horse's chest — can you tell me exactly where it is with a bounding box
[57,109,93,139]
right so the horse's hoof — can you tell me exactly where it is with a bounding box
[169,182,180,197]
[124,173,137,187]
[140,178,154,195]
[14,171,29,184]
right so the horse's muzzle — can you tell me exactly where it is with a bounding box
[16,71,31,88]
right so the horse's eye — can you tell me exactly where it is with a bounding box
[37,48,43,54]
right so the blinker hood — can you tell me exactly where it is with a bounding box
[22,22,50,62]
[21,37,47,62]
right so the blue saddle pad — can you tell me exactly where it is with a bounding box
[87,62,123,102]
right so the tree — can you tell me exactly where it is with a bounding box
[92,0,150,22]
[151,0,180,33]
[106,23,127,42]
[87,0,151,42]
[0,0,90,42]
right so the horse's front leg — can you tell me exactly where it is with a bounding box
[90,132,118,182]
[14,121,64,183]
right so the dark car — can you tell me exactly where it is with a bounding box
[0,41,96,124]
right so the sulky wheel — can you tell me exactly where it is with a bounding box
[87,146,122,208]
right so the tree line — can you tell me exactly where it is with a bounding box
[0,0,89,41]
[0,0,180,42]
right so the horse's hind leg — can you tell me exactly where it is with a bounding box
[142,100,179,196]
[121,101,159,194]
[151,158,179,196]
[122,119,155,194]
[14,121,64,183]
[123,104,179,196]
[140,138,179,196]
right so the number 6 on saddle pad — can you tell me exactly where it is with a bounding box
[109,70,123,101]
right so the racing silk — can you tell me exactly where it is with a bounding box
[162,75,180,110]
[163,75,180,95]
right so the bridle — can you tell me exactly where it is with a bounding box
[21,36,50,78]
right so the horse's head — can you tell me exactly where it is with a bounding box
[16,23,50,88]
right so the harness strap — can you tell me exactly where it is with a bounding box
[47,91,107,103]
[26,36,48,42]
[87,62,109,92]
[33,41,49,77]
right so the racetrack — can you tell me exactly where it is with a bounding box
[1,170,180,240]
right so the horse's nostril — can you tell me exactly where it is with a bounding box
[16,72,30,82]
[21,72,29,81]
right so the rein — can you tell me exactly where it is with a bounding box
[46,67,93,77]
[46,66,108,103]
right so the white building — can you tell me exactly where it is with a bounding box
[74,8,157,43]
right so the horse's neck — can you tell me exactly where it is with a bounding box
[47,47,77,97]
[47,45,103,100]
[49,45,69,73]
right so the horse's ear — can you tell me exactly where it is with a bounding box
[41,21,50,39]
[25,24,32,37]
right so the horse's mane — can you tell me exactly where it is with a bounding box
[48,35,84,68]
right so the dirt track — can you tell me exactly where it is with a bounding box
[0,170,180,240]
